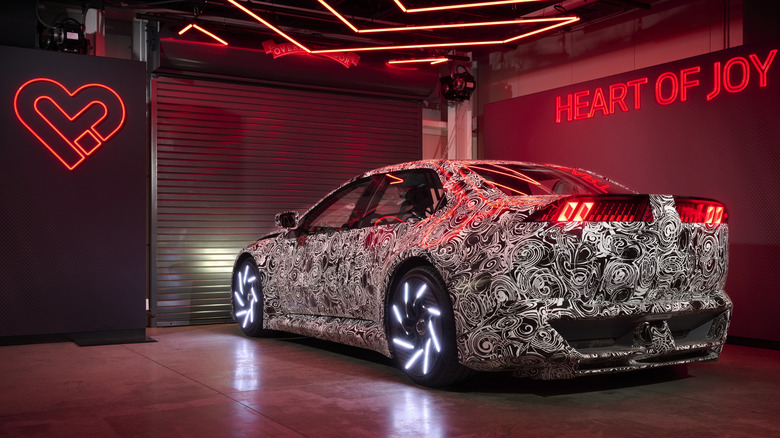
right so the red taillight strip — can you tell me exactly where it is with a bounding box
[528,196,653,223]
[675,198,727,224]
[557,201,592,221]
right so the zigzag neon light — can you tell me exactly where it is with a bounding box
[227,0,310,52]
[178,23,229,45]
[388,57,449,65]
[228,0,579,53]
[393,0,548,13]
[312,16,579,53]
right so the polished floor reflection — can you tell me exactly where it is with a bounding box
[1,324,779,437]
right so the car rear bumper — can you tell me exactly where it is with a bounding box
[457,293,732,379]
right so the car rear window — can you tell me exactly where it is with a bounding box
[464,163,634,196]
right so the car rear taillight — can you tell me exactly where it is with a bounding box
[528,195,654,222]
[674,198,728,224]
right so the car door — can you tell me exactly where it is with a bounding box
[279,169,445,320]
[337,169,447,321]
[278,177,376,316]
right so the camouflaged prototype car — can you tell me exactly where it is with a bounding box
[231,160,731,387]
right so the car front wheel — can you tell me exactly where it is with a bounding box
[232,258,266,337]
[388,266,473,387]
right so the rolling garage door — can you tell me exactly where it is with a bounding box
[151,75,422,326]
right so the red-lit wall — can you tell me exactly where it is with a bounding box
[483,41,780,343]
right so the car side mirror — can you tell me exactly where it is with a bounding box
[275,211,299,228]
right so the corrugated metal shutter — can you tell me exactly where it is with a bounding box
[151,75,422,326]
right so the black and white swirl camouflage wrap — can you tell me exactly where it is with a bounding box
[237,160,731,379]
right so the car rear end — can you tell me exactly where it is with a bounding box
[524,193,731,378]
[449,162,731,379]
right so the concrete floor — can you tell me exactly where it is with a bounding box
[1,324,779,437]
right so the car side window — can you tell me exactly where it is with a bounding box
[302,179,373,234]
[361,169,446,227]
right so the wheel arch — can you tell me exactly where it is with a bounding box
[232,251,256,273]
[230,252,258,300]
[231,252,252,306]
[383,255,445,358]
[383,259,475,386]
[385,257,437,305]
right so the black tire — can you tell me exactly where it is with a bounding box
[388,266,474,388]
[231,258,267,337]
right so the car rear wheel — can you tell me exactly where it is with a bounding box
[232,258,267,337]
[388,266,473,387]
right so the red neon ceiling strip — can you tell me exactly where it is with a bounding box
[318,1,359,33]
[227,0,311,53]
[387,57,449,65]
[309,18,578,53]
[178,23,229,45]
[314,1,579,52]
[395,0,549,13]
[228,0,578,53]
[192,24,229,45]
[392,0,409,12]
[312,41,499,53]
[357,17,573,33]
[317,1,575,34]
[503,17,578,42]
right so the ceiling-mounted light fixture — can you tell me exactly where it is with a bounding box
[440,66,476,101]
[178,23,229,46]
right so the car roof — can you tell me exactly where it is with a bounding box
[356,159,557,179]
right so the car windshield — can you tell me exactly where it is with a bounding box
[464,163,633,196]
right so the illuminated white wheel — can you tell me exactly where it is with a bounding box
[389,266,472,387]
[232,258,266,337]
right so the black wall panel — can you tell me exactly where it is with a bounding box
[0,46,146,337]
[0,1,36,49]
[152,75,422,326]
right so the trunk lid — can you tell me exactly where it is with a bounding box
[524,194,729,303]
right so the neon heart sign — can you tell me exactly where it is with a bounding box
[14,78,126,171]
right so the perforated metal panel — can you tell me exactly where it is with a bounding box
[151,75,421,326]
